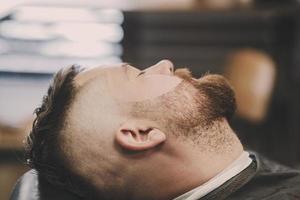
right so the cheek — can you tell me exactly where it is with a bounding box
[131,81,202,127]
[110,75,182,102]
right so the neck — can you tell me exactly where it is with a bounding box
[129,121,244,200]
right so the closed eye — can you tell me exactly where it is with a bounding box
[137,71,146,77]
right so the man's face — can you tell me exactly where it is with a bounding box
[61,60,234,198]
[62,60,197,190]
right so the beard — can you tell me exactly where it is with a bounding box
[129,68,236,138]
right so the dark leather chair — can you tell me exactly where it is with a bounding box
[10,170,81,200]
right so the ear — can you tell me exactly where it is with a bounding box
[115,120,166,151]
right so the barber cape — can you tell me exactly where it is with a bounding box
[175,152,300,200]
[11,152,300,200]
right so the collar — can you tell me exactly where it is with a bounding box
[173,151,252,200]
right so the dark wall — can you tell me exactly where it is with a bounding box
[122,4,300,166]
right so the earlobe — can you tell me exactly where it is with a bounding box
[115,124,166,151]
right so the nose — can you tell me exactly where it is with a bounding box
[144,60,174,75]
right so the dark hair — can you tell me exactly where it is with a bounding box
[25,65,83,195]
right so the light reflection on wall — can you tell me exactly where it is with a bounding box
[0,5,124,73]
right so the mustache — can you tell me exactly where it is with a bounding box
[174,68,193,80]
[174,68,214,85]
[174,68,203,87]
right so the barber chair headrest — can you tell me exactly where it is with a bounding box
[10,169,81,200]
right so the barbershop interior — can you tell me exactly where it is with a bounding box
[0,0,300,199]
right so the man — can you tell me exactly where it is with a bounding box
[25,60,300,200]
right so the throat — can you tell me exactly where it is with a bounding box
[129,138,244,200]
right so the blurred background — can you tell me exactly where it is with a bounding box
[0,0,300,199]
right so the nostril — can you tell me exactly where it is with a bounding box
[159,59,174,74]
[163,65,173,75]
[145,59,174,75]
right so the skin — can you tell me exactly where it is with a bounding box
[62,60,243,200]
